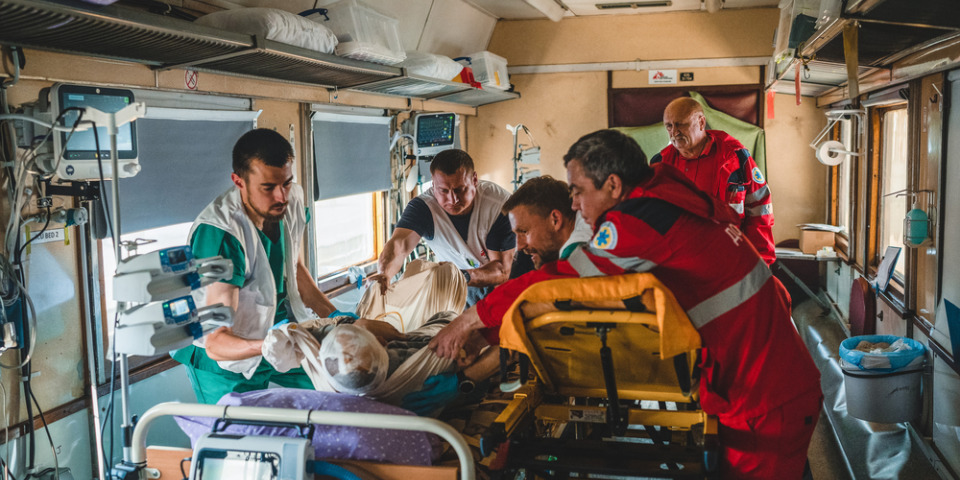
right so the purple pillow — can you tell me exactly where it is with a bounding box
[175,389,436,465]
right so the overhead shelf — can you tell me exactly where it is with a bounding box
[0,0,520,107]
[348,73,520,106]
[768,0,960,98]
[350,74,473,99]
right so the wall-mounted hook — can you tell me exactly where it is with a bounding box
[931,83,943,112]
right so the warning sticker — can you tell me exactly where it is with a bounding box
[568,409,606,423]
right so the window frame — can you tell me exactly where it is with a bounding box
[302,104,392,293]
[867,102,911,304]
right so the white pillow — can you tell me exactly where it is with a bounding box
[196,8,338,54]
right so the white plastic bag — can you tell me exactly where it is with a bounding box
[196,8,338,54]
[400,51,464,80]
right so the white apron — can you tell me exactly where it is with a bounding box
[190,184,310,378]
[418,180,510,270]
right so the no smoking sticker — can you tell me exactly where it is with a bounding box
[185,69,199,90]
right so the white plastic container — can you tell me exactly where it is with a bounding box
[456,51,509,90]
[312,0,405,65]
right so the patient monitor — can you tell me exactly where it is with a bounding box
[413,112,458,158]
[51,83,142,180]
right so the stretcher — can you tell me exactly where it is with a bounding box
[481,273,720,479]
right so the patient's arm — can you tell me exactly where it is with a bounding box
[429,305,484,360]
[461,345,501,382]
[354,318,403,345]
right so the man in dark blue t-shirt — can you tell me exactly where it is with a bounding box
[369,149,515,306]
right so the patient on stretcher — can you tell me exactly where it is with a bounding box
[262,260,489,406]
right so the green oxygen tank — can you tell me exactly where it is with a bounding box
[905,200,929,247]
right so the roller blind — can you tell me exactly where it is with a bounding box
[312,112,392,201]
[100,108,259,236]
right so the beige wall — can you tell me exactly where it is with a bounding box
[764,93,828,242]
[488,9,779,65]
[467,7,825,246]
[467,71,607,187]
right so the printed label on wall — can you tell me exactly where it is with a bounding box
[649,69,678,84]
[23,228,66,246]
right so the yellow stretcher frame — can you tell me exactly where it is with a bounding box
[483,273,721,478]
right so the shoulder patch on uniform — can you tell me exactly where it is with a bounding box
[593,222,618,250]
[752,166,765,185]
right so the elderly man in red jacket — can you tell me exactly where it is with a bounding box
[652,97,776,265]
[431,129,821,479]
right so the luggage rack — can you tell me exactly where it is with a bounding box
[0,0,520,107]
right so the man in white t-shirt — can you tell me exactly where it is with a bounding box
[370,149,516,306]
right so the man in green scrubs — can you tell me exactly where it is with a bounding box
[172,128,336,403]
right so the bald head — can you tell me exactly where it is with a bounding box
[663,97,708,159]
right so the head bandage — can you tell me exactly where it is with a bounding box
[319,324,389,394]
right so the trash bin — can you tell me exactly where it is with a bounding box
[839,335,926,423]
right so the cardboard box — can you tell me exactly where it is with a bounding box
[799,229,835,254]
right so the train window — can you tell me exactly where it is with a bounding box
[313,192,379,277]
[836,120,853,235]
[877,106,909,285]
[830,118,855,260]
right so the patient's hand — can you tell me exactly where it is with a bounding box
[354,318,403,346]
[366,273,391,295]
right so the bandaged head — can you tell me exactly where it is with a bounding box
[319,324,389,394]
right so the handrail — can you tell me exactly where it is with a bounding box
[131,402,476,480]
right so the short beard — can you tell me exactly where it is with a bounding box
[246,200,286,224]
[531,250,559,269]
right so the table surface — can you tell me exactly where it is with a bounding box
[776,247,839,261]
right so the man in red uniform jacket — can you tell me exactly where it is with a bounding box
[431,130,821,479]
[653,97,776,265]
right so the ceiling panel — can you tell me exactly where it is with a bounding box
[466,0,778,19]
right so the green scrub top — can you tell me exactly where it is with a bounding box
[189,222,289,323]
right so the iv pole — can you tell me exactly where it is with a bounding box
[75,102,148,479]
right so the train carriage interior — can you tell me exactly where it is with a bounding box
[1,0,960,479]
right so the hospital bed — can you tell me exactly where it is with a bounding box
[137,401,471,480]
[480,274,720,479]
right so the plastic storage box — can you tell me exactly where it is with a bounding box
[456,51,510,90]
[316,0,405,65]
